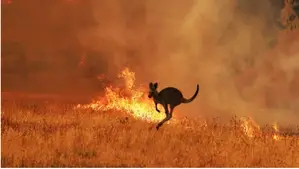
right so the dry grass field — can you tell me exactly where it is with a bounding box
[2,1,299,167]
[1,99,299,167]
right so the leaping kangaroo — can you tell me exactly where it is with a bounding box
[148,82,199,130]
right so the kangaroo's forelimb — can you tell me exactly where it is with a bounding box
[155,102,160,113]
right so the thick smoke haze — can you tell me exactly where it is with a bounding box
[2,0,299,125]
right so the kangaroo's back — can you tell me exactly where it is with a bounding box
[158,87,183,106]
[158,84,199,106]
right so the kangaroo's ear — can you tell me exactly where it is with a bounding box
[149,82,153,88]
[154,82,158,89]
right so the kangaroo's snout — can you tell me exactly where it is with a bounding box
[148,92,153,98]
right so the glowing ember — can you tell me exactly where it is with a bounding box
[2,0,12,4]
[96,74,106,81]
[78,53,86,67]
[76,67,166,122]
[240,116,261,138]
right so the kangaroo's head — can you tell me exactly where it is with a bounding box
[148,82,158,98]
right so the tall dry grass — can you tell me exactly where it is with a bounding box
[1,100,299,167]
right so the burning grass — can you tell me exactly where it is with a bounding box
[2,67,299,167]
[1,100,299,167]
[76,68,166,122]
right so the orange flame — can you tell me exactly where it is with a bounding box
[240,117,282,141]
[76,67,167,122]
[272,123,281,141]
[240,116,261,138]
[75,67,284,135]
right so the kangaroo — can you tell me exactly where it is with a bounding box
[148,82,199,130]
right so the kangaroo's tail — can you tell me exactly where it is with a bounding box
[182,84,199,104]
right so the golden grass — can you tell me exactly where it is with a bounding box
[1,101,299,167]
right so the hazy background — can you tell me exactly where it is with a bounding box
[2,0,299,125]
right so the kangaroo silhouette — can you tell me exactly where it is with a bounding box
[148,82,199,130]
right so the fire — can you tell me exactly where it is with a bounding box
[240,117,282,141]
[272,123,281,141]
[240,116,261,138]
[75,67,285,136]
[76,68,166,122]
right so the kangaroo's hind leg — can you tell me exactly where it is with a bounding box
[169,104,176,117]
[156,104,172,130]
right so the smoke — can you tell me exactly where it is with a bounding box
[2,0,299,125]
[80,0,299,125]
[133,0,299,126]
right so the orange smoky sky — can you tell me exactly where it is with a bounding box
[2,0,299,125]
